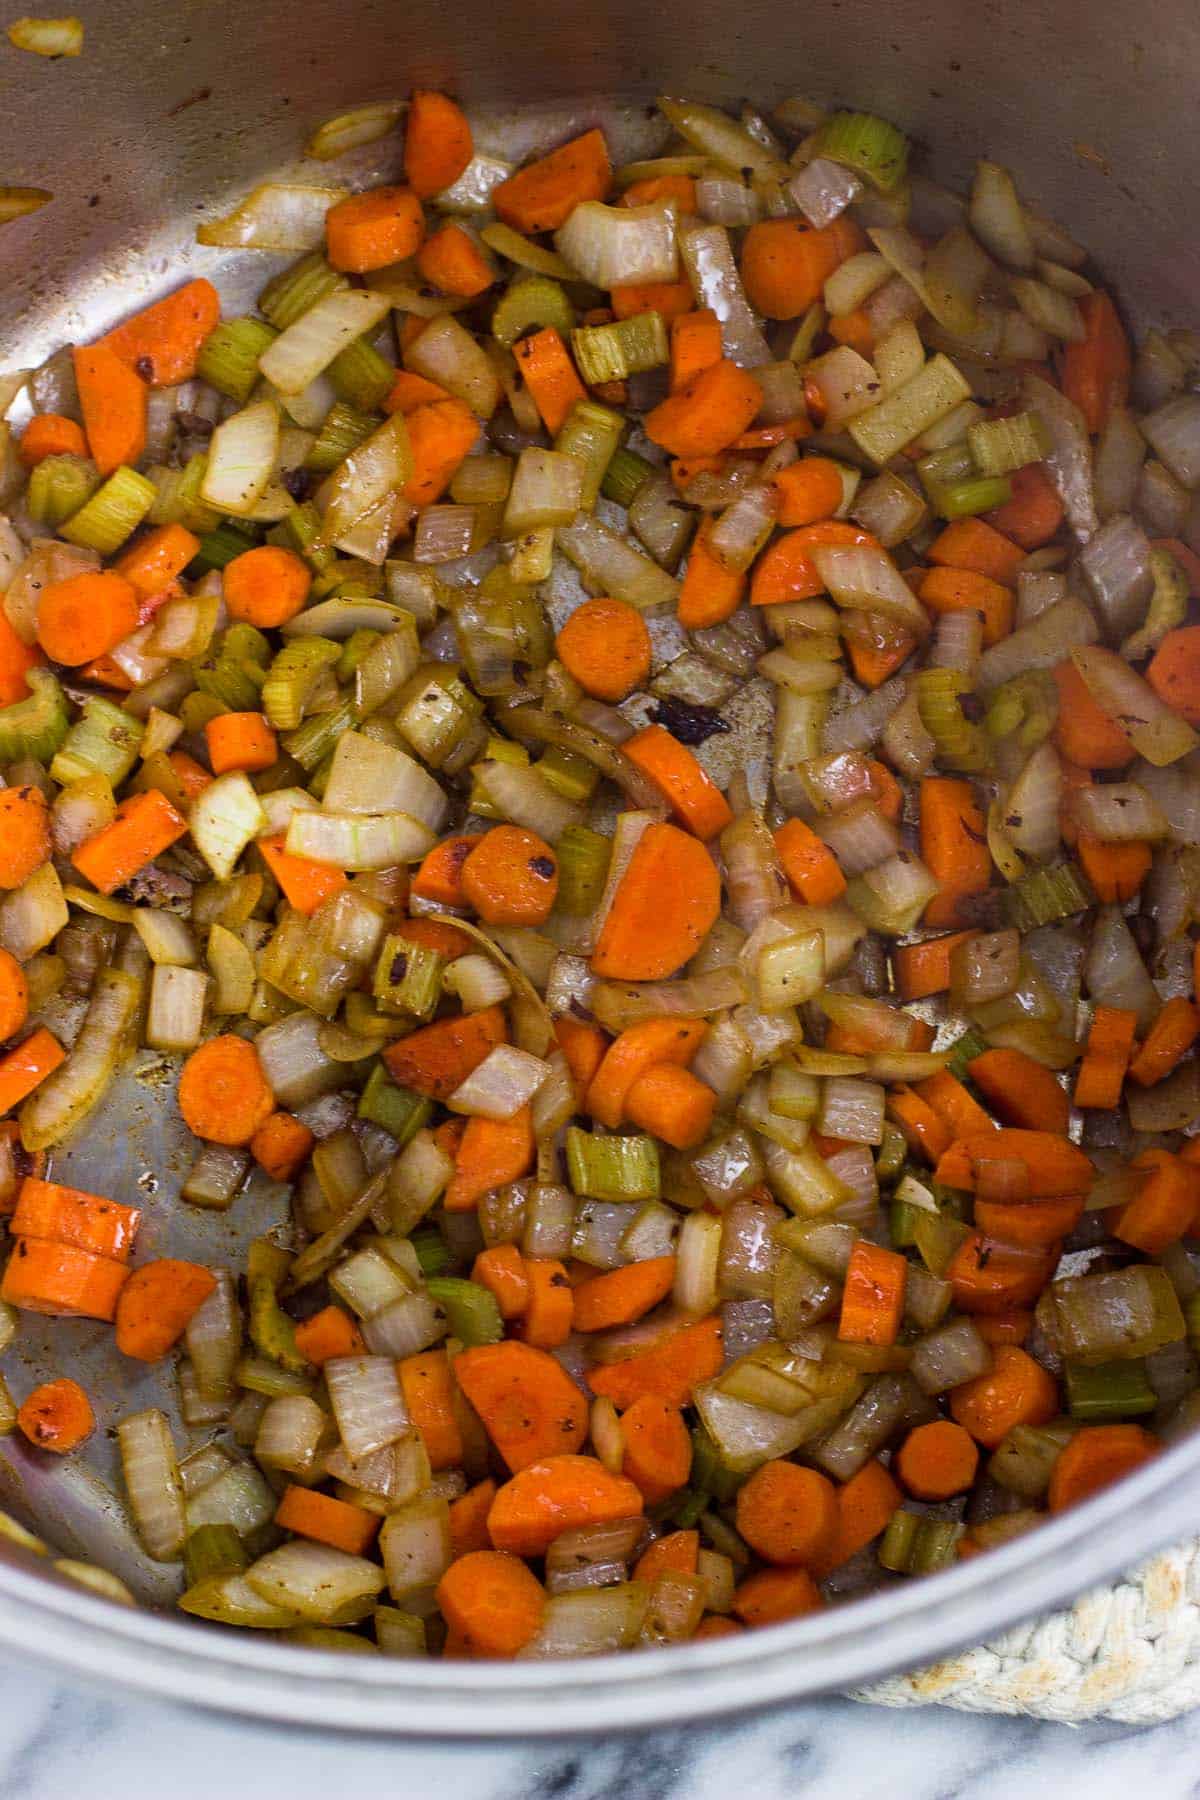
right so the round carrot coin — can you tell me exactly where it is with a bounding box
[460,824,558,926]
[0,948,29,1040]
[178,1033,275,1146]
[35,569,139,666]
[222,545,312,628]
[0,787,51,890]
[555,598,652,703]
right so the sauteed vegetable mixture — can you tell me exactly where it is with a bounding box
[2,86,1200,1657]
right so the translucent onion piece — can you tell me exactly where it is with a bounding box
[1021,371,1098,543]
[246,1540,385,1622]
[19,967,141,1151]
[197,183,348,251]
[556,514,680,613]
[318,412,414,546]
[822,674,909,753]
[556,202,678,289]
[323,731,446,829]
[788,157,862,227]
[286,809,435,870]
[1141,394,1200,491]
[656,96,784,179]
[810,544,929,635]
[1077,513,1154,639]
[803,346,880,430]
[200,399,280,516]
[117,1409,186,1562]
[1072,645,1198,766]
[325,1356,411,1461]
[678,223,772,369]
[1003,742,1063,861]
[1072,781,1171,843]
[1085,904,1159,1029]
[305,100,404,160]
[978,597,1099,691]
[520,1584,648,1658]
[968,161,1035,270]
[259,289,391,396]
[448,1043,550,1120]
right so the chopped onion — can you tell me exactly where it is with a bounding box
[362,1291,448,1358]
[911,1318,992,1395]
[968,161,1035,269]
[254,1394,329,1477]
[117,1409,186,1562]
[817,801,900,874]
[695,176,762,228]
[1003,742,1062,860]
[880,688,936,778]
[1127,1059,1200,1132]
[325,1356,411,1461]
[260,289,391,396]
[380,1494,453,1601]
[473,759,583,844]
[1094,407,1146,521]
[978,596,1099,691]
[1085,904,1159,1029]
[674,1211,722,1315]
[819,1076,885,1145]
[1072,781,1170,842]
[556,514,680,612]
[404,313,502,419]
[185,1272,241,1401]
[850,470,927,547]
[718,1196,783,1299]
[145,964,207,1053]
[809,543,930,636]
[191,771,267,879]
[809,1373,918,1480]
[822,674,909,753]
[589,967,746,1033]
[247,1540,385,1623]
[1021,372,1097,543]
[318,412,414,546]
[305,100,404,160]
[1072,645,1198,766]
[197,183,348,250]
[556,201,678,288]
[20,966,140,1151]
[719,810,789,930]
[448,1043,550,1120]
[200,399,280,516]
[1135,759,1200,845]
[1078,513,1155,639]
[1142,395,1200,491]
[804,346,881,430]
[286,808,435,870]
[323,731,446,830]
[520,1583,647,1658]
[678,223,772,369]
[1016,571,1068,626]
[657,95,783,178]
[788,156,862,227]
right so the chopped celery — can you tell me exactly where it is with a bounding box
[194,644,265,713]
[373,931,444,1019]
[394,666,484,768]
[1065,1358,1156,1421]
[305,401,380,474]
[890,1199,922,1248]
[1123,545,1190,663]
[0,670,70,765]
[1002,861,1095,930]
[554,399,624,509]
[968,410,1051,478]
[196,317,279,403]
[879,1508,962,1573]
[601,445,654,509]
[337,628,382,682]
[491,276,576,348]
[147,452,220,532]
[184,1523,248,1586]
[258,251,347,330]
[933,474,1013,520]
[689,1421,744,1503]
[248,1274,307,1374]
[813,109,909,193]
[875,1120,907,1183]
[50,696,143,788]
[357,1064,431,1146]
[409,1227,452,1277]
[60,464,156,555]
[537,745,599,804]
[668,1488,708,1529]
[571,311,669,386]
[943,1026,990,1081]
[189,521,260,574]
[26,453,100,527]
[848,355,971,466]
[985,669,1058,751]
[916,667,989,772]
[262,638,342,730]
[554,823,612,914]
[280,500,337,573]
[424,1276,504,1347]
[224,622,271,667]
[328,335,395,413]
[566,1126,661,1201]
[282,697,356,771]
[180,691,227,735]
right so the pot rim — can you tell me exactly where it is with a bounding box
[0,1424,1193,1735]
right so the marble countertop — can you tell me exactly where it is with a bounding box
[2,1654,1199,1800]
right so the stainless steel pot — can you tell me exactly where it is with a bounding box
[2,0,1199,1734]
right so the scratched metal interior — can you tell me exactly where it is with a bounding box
[3,0,1200,1614]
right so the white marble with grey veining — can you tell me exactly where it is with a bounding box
[1,1653,1199,1799]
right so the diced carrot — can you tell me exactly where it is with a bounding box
[410,834,477,909]
[809,1460,902,1579]
[1111,1149,1198,1255]
[493,130,611,235]
[919,775,991,929]
[72,342,146,475]
[454,1340,588,1471]
[114,1258,217,1361]
[35,568,139,667]
[625,1062,716,1149]
[676,521,746,629]
[326,185,425,273]
[586,1018,707,1128]
[0,948,28,1046]
[1047,1423,1156,1513]
[587,1315,723,1409]
[16,1377,94,1453]
[974,1309,1033,1347]
[983,462,1064,550]
[736,1459,838,1568]
[1076,832,1151,904]
[620,1394,692,1505]
[772,816,846,906]
[167,751,213,803]
[838,1240,907,1347]
[0,608,41,707]
[1147,625,1200,727]
[553,1016,609,1098]
[293,1304,365,1366]
[487,1453,642,1557]
[927,517,1025,587]
[947,1232,1059,1315]
[948,1343,1058,1448]
[556,598,652,703]
[436,1548,546,1656]
[892,932,976,1001]
[918,565,1013,647]
[0,786,49,892]
[249,1110,315,1185]
[404,90,474,198]
[471,1244,530,1322]
[449,1478,498,1557]
[1,1237,128,1321]
[399,1348,464,1470]
[913,1069,996,1140]
[731,1566,822,1626]
[115,522,200,597]
[610,278,695,321]
[223,544,311,629]
[634,1528,699,1584]
[520,1257,575,1348]
[11,1176,139,1262]
[740,217,865,320]
[18,413,87,466]
[0,1029,65,1118]
[847,628,917,690]
[204,711,277,776]
[622,174,697,210]
[178,1034,275,1147]
[460,823,558,927]
[572,1258,677,1332]
[257,835,348,916]
[275,1485,379,1556]
[100,278,221,385]
[385,369,452,414]
[886,1084,953,1164]
[72,789,187,894]
[669,309,723,393]
[750,520,878,607]
[967,1048,1069,1135]
[590,822,720,980]
[1129,997,1200,1088]
[1060,291,1131,436]
[894,1419,979,1501]
[829,307,874,357]
[644,359,762,458]
[1052,659,1134,769]
[973,1195,1084,1248]
[621,725,732,841]
[403,398,481,506]
[443,1108,535,1212]
[512,328,586,434]
[383,1004,508,1100]
[937,1129,1090,1197]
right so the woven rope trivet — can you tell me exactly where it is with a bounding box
[854,1541,1200,1723]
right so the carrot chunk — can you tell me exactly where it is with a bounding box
[454,1340,588,1471]
[16,1377,94,1454]
[487,1454,642,1557]
[114,1258,218,1361]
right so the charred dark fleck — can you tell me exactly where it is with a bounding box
[135,356,155,383]
[649,696,731,745]
[389,953,409,983]
[175,409,214,440]
[282,467,310,501]
[529,855,556,880]
[959,693,985,722]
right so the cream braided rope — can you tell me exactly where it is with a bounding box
[854,1541,1200,1723]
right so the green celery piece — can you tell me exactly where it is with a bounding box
[26,453,100,527]
[258,251,347,330]
[373,931,444,1020]
[600,445,654,509]
[1065,1358,1156,1421]
[328,336,395,413]
[491,276,576,349]
[812,109,909,193]
[196,317,278,403]
[0,670,70,765]
[49,695,143,788]
[943,1027,990,1081]
[565,1126,661,1201]
[60,465,156,555]
[183,1523,247,1586]
[571,311,668,386]
[554,823,612,915]
[1003,861,1095,931]
[189,522,259,574]
[424,1276,503,1347]
[248,1276,307,1374]
[409,1227,452,1277]
[357,1063,431,1146]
